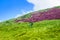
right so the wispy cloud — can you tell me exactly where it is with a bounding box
[0,20,2,22]
[27,0,60,11]
[15,10,33,18]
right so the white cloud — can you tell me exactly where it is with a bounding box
[27,0,60,11]
[48,0,60,6]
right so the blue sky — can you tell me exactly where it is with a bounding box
[0,0,34,21]
[0,0,60,22]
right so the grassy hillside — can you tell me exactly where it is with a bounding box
[0,6,60,40]
[0,20,60,40]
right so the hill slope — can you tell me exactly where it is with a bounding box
[0,6,60,40]
[0,20,60,40]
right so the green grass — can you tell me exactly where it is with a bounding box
[0,19,60,40]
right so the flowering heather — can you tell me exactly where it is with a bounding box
[16,8,60,22]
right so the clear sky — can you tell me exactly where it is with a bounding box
[0,0,34,21]
[0,0,60,22]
